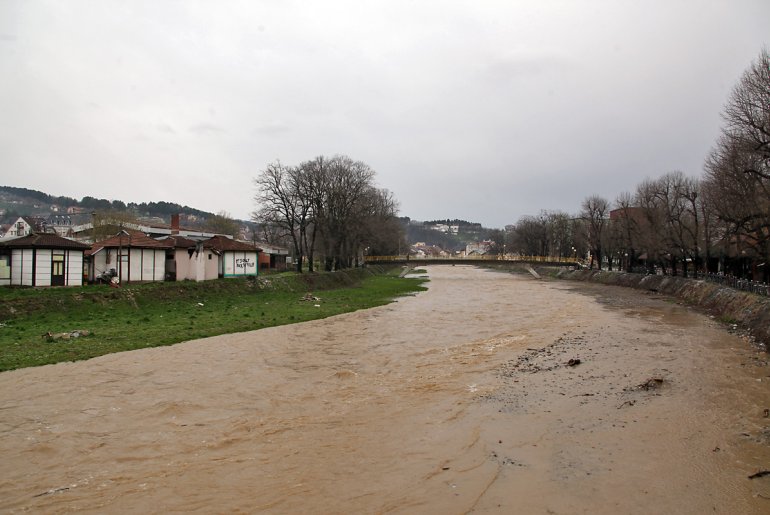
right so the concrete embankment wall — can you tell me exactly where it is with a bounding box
[551,268,770,347]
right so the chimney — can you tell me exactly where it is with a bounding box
[171,214,180,235]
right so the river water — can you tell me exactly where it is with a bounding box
[1,265,770,513]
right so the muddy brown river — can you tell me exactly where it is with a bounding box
[2,266,770,513]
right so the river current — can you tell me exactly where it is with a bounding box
[1,265,769,513]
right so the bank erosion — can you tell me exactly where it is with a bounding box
[553,268,770,348]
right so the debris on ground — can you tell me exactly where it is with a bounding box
[624,377,665,392]
[637,378,665,390]
[567,358,582,367]
[617,400,637,409]
[301,292,321,302]
[748,470,770,479]
[43,330,91,342]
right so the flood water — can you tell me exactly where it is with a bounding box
[2,265,770,513]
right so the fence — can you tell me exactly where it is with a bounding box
[364,255,579,264]
[703,273,769,297]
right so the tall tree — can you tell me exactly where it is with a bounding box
[253,161,305,272]
[704,49,770,280]
[580,195,609,270]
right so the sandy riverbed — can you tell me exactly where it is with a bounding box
[1,265,769,513]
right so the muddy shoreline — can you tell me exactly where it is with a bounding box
[1,266,769,513]
[552,267,770,348]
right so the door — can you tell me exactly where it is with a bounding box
[51,250,65,286]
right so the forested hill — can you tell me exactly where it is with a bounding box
[0,185,215,224]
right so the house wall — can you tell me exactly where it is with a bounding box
[66,251,84,286]
[126,249,165,282]
[223,251,258,277]
[258,252,270,270]
[90,250,114,281]
[0,254,10,286]
[173,249,194,281]
[8,249,84,286]
[2,218,32,239]
[91,248,165,283]
[11,250,34,285]
[191,248,219,281]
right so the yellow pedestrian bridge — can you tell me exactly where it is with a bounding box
[364,255,580,266]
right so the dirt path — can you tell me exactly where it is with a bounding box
[1,266,769,513]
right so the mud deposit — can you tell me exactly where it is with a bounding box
[2,266,770,513]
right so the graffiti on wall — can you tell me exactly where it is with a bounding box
[236,258,255,270]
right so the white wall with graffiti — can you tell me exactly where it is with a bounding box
[222,251,258,277]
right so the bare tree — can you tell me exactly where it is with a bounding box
[703,49,770,280]
[580,195,609,269]
[509,215,547,256]
[253,161,305,272]
[612,191,641,272]
[255,155,400,272]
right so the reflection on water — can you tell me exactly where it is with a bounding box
[1,266,769,513]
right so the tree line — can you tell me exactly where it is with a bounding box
[253,155,403,272]
[504,49,770,282]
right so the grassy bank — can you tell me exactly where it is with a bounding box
[0,267,427,372]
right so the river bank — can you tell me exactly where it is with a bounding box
[0,266,426,371]
[1,265,768,513]
[551,268,770,348]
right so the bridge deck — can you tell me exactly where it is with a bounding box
[364,256,579,267]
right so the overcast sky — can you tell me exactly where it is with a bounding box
[1,1,768,228]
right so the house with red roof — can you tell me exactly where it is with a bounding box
[200,235,262,280]
[160,234,203,281]
[0,233,90,287]
[154,234,262,282]
[88,229,173,284]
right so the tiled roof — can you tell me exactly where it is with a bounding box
[21,216,47,229]
[0,233,90,250]
[163,235,199,248]
[203,235,261,252]
[92,229,174,252]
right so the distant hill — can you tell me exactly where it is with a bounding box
[0,185,218,227]
[399,217,491,251]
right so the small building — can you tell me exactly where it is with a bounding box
[203,235,261,279]
[161,234,204,281]
[255,241,289,270]
[88,229,173,284]
[0,233,90,287]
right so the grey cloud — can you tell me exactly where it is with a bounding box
[157,123,176,134]
[253,123,291,136]
[189,123,226,135]
[1,1,768,226]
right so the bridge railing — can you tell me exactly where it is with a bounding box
[365,255,579,264]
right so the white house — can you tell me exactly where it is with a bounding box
[203,235,261,279]
[88,229,173,284]
[160,234,220,282]
[0,233,89,287]
[1,216,46,239]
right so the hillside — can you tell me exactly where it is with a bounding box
[0,185,221,228]
[400,217,491,251]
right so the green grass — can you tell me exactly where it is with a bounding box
[0,270,427,372]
